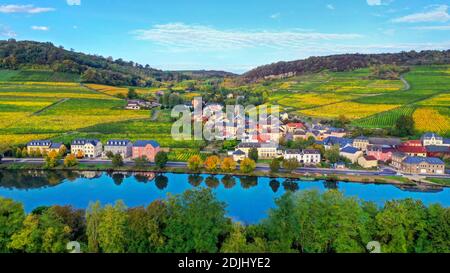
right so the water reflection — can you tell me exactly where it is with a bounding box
[188,174,203,187]
[222,175,236,189]
[269,179,280,193]
[155,175,169,190]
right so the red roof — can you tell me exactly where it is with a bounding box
[364,155,377,161]
[397,145,427,154]
[287,123,304,129]
[401,140,422,147]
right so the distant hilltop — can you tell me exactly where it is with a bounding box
[242,50,450,81]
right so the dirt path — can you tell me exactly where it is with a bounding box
[32,98,69,116]
[400,74,411,91]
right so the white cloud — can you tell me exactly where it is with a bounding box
[133,23,363,52]
[31,26,49,31]
[413,25,450,30]
[67,0,81,6]
[393,5,450,23]
[0,4,54,14]
[326,4,335,10]
[270,13,280,19]
[0,25,16,37]
[367,0,393,6]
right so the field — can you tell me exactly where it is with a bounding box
[262,65,449,134]
[0,72,199,151]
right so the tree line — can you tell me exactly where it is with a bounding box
[243,50,450,81]
[0,189,448,253]
[0,40,189,86]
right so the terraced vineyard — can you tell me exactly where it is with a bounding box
[353,105,417,129]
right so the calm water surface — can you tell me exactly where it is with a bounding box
[0,170,448,224]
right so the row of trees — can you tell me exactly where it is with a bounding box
[187,155,256,174]
[0,189,448,253]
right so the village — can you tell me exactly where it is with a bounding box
[20,104,449,177]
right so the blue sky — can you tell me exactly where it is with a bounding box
[1,0,450,73]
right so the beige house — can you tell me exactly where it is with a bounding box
[353,136,370,151]
[400,157,445,175]
[283,149,321,165]
[232,149,246,162]
[27,140,53,154]
[235,142,278,159]
[340,146,363,164]
[358,156,378,169]
[71,139,103,158]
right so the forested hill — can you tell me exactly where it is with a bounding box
[0,39,187,86]
[243,50,450,81]
[175,70,238,78]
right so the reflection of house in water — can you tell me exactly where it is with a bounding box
[79,171,103,179]
[132,172,156,183]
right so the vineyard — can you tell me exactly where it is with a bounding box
[413,107,450,134]
[168,149,209,162]
[352,105,416,129]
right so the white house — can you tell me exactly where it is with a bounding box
[283,149,321,165]
[71,139,103,158]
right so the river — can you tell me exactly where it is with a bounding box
[0,170,448,224]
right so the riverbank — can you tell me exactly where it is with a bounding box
[2,160,447,189]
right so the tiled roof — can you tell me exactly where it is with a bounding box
[27,140,52,147]
[426,146,450,153]
[71,139,101,146]
[397,145,427,154]
[233,149,246,155]
[421,132,442,140]
[403,156,444,165]
[323,136,353,148]
[340,146,359,154]
[133,140,160,148]
[49,143,64,149]
[106,140,131,146]
[364,155,377,161]
[368,137,401,146]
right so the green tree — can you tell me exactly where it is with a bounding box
[324,145,341,164]
[0,198,25,253]
[163,189,229,253]
[240,158,256,174]
[248,148,259,162]
[393,115,415,137]
[63,154,78,167]
[97,201,129,253]
[127,88,138,99]
[269,158,281,173]
[282,158,299,172]
[134,156,148,168]
[112,154,124,167]
[155,151,169,169]
[187,155,203,172]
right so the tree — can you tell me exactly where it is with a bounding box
[58,145,67,157]
[86,201,102,253]
[187,155,203,172]
[221,157,236,173]
[21,147,28,158]
[155,151,168,169]
[393,115,415,137]
[44,150,59,168]
[0,198,25,253]
[63,154,78,167]
[76,150,84,159]
[240,158,256,174]
[9,208,71,253]
[105,151,114,159]
[282,158,299,172]
[204,156,221,172]
[134,156,148,168]
[324,145,341,164]
[112,154,124,167]
[269,158,281,173]
[248,148,259,162]
[163,189,229,253]
[127,88,138,99]
[97,201,129,253]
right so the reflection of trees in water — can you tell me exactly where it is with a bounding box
[270,179,280,193]
[221,175,236,189]
[188,174,203,187]
[155,175,169,190]
[240,176,258,189]
[323,181,339,190]
[283,179,299,192]
[205,176,220,189]
[0,170,69,190]
[112,173,125,186]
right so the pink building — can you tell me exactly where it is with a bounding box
[132,140,161,162]
[367,145,395,162]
